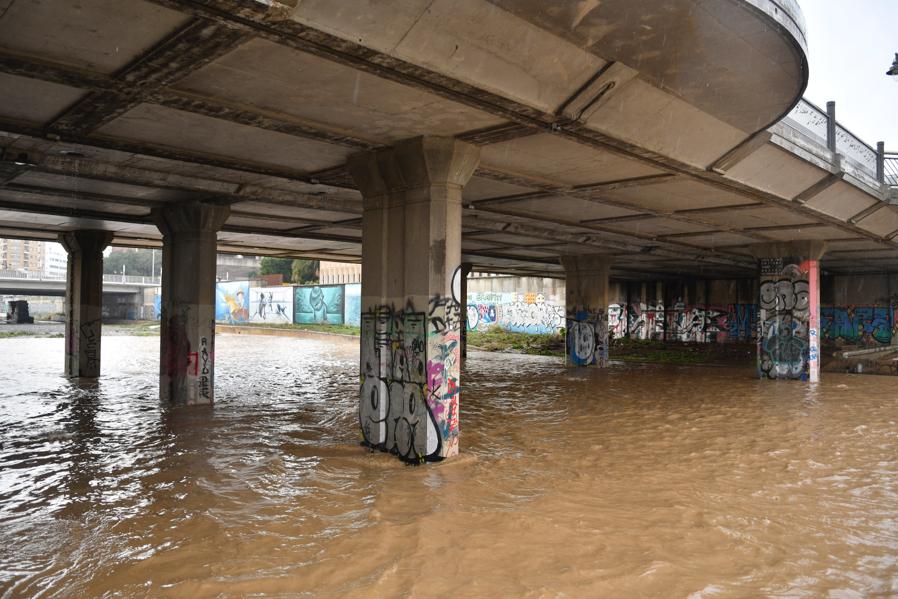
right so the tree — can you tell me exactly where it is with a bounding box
[103,248,159,276]
[292,259,319,284]
[259,257,293,282]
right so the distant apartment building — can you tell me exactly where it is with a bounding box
[43,242,68,278]
[319,261,361,284]
[0,238,44,272]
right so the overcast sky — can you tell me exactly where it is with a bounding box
[801,0,898,149]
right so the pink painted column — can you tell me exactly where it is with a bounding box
[807,259,820,382]
[152,201,230,405]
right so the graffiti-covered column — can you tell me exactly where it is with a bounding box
[59,230,113,378]
[561,254,613,367]
[752,241,827,382]
[152,201,230,405]
[348,137,480,463]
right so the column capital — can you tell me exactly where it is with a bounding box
[152,200,230,238]
[59,230,113,256]
[746,241,827,261]
[347,136,481,203]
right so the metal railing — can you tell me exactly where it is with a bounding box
[0,269,160,285]
[781,99,895,189]
[884,153,898,188]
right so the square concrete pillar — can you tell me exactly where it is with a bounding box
[752,242,826,382]
[60,230,113,378]
[348,136,480,463]
[152,201,230,405]
[561,254,613,367]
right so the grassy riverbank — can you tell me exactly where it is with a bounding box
[468,326,755,365]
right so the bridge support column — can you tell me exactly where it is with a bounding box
[752,242,827,382]
[562,254,613,367]
[348,136,480,462]
[152,201,230,405]
[60,230,113,378]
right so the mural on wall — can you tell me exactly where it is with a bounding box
[249,286,293,323]
[359,295,460,463]
[344,283,361,327]
[215,281,250,324]
[467,291,565,334]
[566,308,608,367]
[758,259,811,380]
[295,285,344,325]
[821,306,895,346]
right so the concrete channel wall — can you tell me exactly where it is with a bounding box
[139,275,898,351]
[466,275,898,349]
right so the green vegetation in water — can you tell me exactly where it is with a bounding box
[0,330,40,338]
[108,322,162,336]
[467,327,564,356]
[467,328,754,365]
[220,321,361,336]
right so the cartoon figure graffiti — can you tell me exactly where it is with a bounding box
[215,281,250,324]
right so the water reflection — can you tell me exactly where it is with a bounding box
[1,334,898,597]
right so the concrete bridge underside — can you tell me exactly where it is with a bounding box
[0,0,894,459]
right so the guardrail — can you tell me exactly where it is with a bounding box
[0,270,160,285]
[884,153,898,188]
[781,99,895,189]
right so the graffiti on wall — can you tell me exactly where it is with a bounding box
[295,285,344,325]
[566,308,608,367]
[467,291,564,334]
[821,306,895,345]
[344,283,361,327]
[359,295,460,462]
[249,286,292,323]
[215,281,250,324]
[758,259,811,380]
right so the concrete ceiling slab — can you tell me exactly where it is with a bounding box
[602,178,752,212]
[803,183,880,222]
[585,78,747,169]
[689,205,816,229]
[0,0,190,74]
[610,217,714,237]
[463,176,536,201]
[854,206,898,238]
[488,0,806,131]
[481,134,662,186]
[0,74,86,125]
[388,0,605,113]
[96,103,353,173]
[174,38,505,143]
[724,144,829,199]
[761,226,849,241]
[665,231,761,248]
[492,196,640,222]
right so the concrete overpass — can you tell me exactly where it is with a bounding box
[0,270,159,296]
[0,0,895,461]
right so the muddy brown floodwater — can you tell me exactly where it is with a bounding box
[2,334,898,598]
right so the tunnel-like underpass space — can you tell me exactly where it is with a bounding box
[1,332,897,597]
